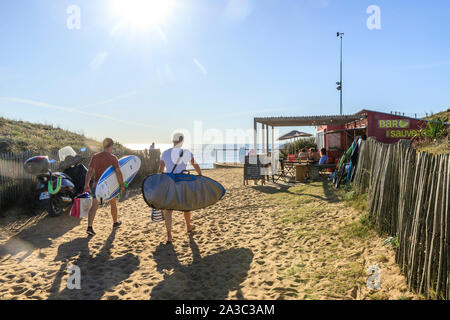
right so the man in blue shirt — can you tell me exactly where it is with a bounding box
[319,148,328,165]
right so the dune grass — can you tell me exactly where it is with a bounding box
[415,137,449,155]
[416,108,450,155]
[0,117,130,154]
[424,108,449,123]
[264,181,374,298]
[262,180,424,299]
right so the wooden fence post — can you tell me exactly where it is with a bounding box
[352,139,449,299]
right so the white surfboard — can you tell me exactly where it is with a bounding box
[95,155,141,202]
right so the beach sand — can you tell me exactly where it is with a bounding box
[0,168,418,300]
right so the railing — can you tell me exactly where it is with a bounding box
[213,148,249,164]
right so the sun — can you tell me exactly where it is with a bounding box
[111,0,174,30]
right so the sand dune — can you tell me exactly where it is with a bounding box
[0,169,417,300]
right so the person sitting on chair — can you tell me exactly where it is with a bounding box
[319,148,328,165]
[298,148,309,161]
[308,148,321,162]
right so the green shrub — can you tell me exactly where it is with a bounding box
[383,236,400,249]
[340,213,373,239]
[416,118,448,141]
[280,137,317,159]
[343,190,356,201]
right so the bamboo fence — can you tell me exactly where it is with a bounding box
[354,137,449,299]
[0,149,160,213]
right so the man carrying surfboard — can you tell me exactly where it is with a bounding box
[159,133,202,243]
[84,138,125,236]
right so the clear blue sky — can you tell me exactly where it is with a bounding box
[1,0,449,144]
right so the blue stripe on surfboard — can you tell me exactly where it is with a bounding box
[105,172,136,201]
[103,169,138,201]
[98,156,133,183]
[97,156,134,184]
[97,155,137,201]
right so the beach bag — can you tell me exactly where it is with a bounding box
[142,173,226,211]
[151,209,164,222]
[70,192,93,219]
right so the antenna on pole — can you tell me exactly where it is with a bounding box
[336,32,344,115]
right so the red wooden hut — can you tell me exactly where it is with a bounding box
[254,109,430,165]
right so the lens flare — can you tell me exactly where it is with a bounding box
[111,0,174,30]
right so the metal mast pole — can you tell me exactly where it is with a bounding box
[340,34,343,115]
[336,32,344,115]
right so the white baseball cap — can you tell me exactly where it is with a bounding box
[172,132,184,144]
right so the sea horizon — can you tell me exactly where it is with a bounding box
[124,143,277,168]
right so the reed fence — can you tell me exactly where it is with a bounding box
[0,149,160,214]
[353,137,449,299]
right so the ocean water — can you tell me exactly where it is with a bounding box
[125,143,272,169]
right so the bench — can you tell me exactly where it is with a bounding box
[309,164,337,180]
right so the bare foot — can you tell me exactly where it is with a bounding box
[187,226,195,233]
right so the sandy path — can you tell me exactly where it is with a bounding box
[0,169,417,300]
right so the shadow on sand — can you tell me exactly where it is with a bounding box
[47,229,140,300]
[253,179,339,203]
[151,235,253,300]
[0,214,80,262]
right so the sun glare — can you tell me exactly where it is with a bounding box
[112,0,174,30]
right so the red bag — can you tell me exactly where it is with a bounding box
[70,193,93,219]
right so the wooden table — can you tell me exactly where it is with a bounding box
[277,160,316,183]
[294,163,310,182]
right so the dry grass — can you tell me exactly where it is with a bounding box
[416,108,450,155]
[424,108,449,123]
[263,181,420,299]
[0,117,130,154]
[415,136,449,155]
[265,182,369,297]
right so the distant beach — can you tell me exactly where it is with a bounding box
[124,143,271,169]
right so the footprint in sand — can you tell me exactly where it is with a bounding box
[12,286,27,295]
